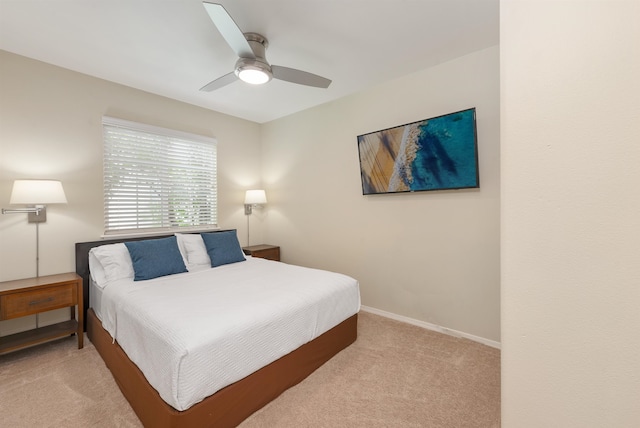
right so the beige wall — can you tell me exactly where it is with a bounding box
[0,50,261,333]
[261,46,501,343]
[501,1,640,426]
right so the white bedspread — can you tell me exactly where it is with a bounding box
[96,256,360,411]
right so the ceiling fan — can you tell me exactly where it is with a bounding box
[200,2,332,92]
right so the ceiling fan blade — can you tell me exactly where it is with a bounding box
[200,71,238,92]
[271,65,332,88]
[202,2,255,59]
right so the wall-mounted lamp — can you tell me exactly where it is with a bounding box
[2,179,67,222]
[244,189,267,245]
[244,189,267,215]
[2,179,68,276]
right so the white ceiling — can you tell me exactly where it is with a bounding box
[0,0,499,123]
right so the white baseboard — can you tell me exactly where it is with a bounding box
[360,305,501,349]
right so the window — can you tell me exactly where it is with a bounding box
[102,116,217,235]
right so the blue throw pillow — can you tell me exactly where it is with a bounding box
[201,231,246,267]
[125,236,188,281]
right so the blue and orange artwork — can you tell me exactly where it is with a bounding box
[357,108,479,195]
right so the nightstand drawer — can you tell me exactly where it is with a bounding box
[0,283,76,320]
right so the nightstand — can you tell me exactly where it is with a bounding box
[242,244,280,261]
[0,272,83,354]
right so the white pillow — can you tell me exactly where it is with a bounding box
[175,233,211,271]
[88,243,135,288]
[88,251,107,286]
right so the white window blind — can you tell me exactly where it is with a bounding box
[102,116,217,235]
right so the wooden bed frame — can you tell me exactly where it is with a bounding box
[75,231,358,427]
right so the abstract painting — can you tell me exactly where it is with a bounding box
[357,108,479,195]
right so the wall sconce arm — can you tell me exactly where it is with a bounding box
[2,205,47,223]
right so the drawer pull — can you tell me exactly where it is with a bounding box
[29,297,55,306]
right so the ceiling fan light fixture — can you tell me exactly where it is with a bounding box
[238,68,270,85]
[235,58,272,85]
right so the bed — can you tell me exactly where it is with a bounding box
[75,230,360,427]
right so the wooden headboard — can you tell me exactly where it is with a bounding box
[75,229,226,331]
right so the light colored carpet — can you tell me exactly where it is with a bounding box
[0,312,500,427]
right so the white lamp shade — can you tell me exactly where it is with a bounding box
[9,180,67,205]
[244,189,267,205]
